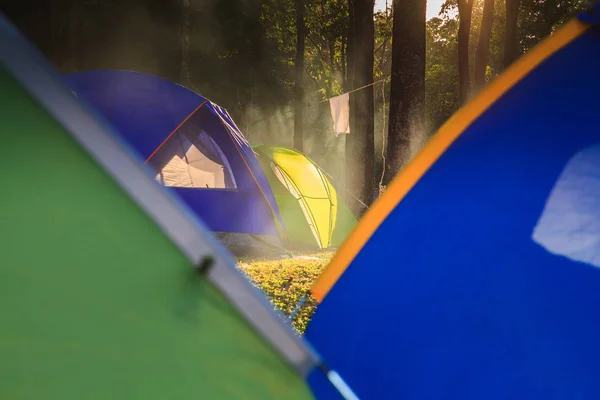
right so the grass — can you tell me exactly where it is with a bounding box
[237,250,335,334]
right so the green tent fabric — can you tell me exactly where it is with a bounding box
[0,16,317,400]
[253,145,357,249]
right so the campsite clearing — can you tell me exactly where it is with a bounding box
[238,251,335,333]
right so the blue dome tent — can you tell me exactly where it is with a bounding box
[305,5,600,400]
[67,70,285,255]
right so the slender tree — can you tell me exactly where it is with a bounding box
[294,0,306,151]
[473,0,494,93]
[385,0,427,184]
[504,0,520,68]
[341,33,347,88]
[345,0,356,207]
[346,0,375,215]
[457,0,473,105]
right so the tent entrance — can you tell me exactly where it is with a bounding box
[148,119,237,190]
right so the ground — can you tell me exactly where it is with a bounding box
[237,250,335,333]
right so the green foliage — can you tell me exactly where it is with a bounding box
[8,0,590,141]
[374,9,393,79]
[519,0,590,53]
[259,0,393,97]
[423,0,584,133]
[426,17,459,133]
[261,0,350,98]
[188,0,291,120]
[237,251,334,334]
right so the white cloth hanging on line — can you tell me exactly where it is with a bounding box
[329,93,350,136]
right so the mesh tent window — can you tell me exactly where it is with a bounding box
[149,117,237,190]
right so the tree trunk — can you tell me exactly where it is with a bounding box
[378,37,389,74]
[504,0,520,68]
[385,0,426,185]
[180,0,191,87]
[458,0,473,105]
[341,34,347,87]
[328,38,336,96]
[345,0,375,215]
[345,0,356,208]
[473,0,494,93]
[294,0,305,151]
[345,1,355,95]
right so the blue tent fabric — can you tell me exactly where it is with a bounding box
[67,70,283,236]
[305,13,600,400]
[579,2,600,24]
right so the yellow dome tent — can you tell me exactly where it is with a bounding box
[253,145,357,249]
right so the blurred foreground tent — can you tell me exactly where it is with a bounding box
[67,70,285,256]
[0,14,359,400]
[253,145,357,250]
[304,4,600,400]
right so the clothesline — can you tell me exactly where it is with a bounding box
[310,159,371,211]
[249,75,391,126]
[249,74,393,205]
[275,84,390,134]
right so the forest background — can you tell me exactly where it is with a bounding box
[1,0,589,213]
